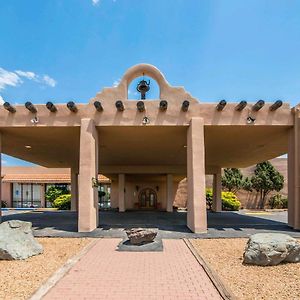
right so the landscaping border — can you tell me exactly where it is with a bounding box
[184,238,237,300]
[29,238,99,300]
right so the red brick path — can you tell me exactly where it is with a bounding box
[43,239,222,300]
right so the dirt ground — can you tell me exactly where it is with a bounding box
[190,238,300,300]
[0,238,92,300]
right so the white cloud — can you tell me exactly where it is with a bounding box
[42,75,56,87]
[15,70,36,80]
[92,0,100,5]
[0,68,22,90]
[113,78,121,87]
[0,95,5,104]
[0,67,56,90]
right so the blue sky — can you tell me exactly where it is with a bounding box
[0,0,299,165]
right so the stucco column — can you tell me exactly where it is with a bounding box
[212,172,222,212]
[288,109,300,229]
[187,117,207,233]
[0,133,2,223]
[40,184,45,208]
[71,168,79,211]
[166,174,173,212]
[118,174,125,212]
[78,118,99,232]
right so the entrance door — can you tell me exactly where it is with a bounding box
[138,188,157,209]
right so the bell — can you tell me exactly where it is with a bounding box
[137,78,150,100]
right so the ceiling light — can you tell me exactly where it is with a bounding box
[25,145,32,149]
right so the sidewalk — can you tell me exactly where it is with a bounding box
[42,239,222,300]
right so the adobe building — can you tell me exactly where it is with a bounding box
[0,166,110,209]
[0,63,298,233]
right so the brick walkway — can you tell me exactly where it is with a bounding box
[43,239,222,300]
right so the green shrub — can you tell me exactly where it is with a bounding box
[268,194,288,209]
[45,186,69,204]
[206,188,213,210]
[52,194,71,210]
[1,201,7,208]
[206,189,241,211]
[222,191,241,211]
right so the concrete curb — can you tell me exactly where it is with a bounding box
[184,238,237,300]
[29,239,99,300]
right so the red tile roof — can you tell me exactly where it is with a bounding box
[2,174,110,184]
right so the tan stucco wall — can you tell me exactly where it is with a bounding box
[174,157,288,209]
[2,182,11,207]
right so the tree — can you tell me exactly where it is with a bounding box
[251,161,284,208]
[243,177,253,192]
[45,186,68,204]
[222,168,245,193]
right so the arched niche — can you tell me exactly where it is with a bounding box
[118,64,171,100]
[127,76,160,100]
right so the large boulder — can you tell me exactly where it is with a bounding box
[0,220,43,260]
[243,233,300,266]
[126,228,157,245]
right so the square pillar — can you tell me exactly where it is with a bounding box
[118,174,125,212]
[71,168,79,212]
[212,172,222,212]
[187,117,207,233]
[78,119,99,232]
[0,133,2,223]
[166,174,173,212]
[288,110,300,229]
[40,184,46,208]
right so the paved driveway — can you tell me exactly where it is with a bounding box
[2,209,300,238]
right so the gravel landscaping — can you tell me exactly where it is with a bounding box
[191,238,300,300]
[0,238,92,300]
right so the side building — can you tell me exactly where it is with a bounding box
[1,166,110,209]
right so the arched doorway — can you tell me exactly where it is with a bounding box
[138,188,157,209]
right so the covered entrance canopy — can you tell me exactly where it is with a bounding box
[0,63,298,233]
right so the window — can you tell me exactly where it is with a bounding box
[12,183,42,208]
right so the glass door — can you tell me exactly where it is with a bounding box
[138,188,157,209]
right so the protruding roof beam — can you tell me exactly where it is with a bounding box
[137,101,145,112]
[115,100,124,111]
[252,100,265,111]
[159,100,168,111]
[216,100,226,111]
[46,102,57,112]
[3,102,16,113]
[269,100,283,111]
[67,101,78,112]
[181,100,189,112]
[25,101,37,113]
[94,101,103,111]
[235,100,247,111]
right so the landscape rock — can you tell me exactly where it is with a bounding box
[0,220,43,260]
[126,228,157,245]
[243,233,300,266]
